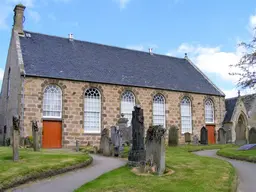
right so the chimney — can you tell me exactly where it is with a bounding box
[184,53,188,59]
[13,4,26,35]
[68,33,74,41]
[149,48,153,55]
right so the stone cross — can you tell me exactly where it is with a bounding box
[12,115,20,161]
[31,120,40,151]
[249,127,256,144]
[128,105,146,166]
[200,126,208,145]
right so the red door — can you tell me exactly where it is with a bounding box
[206,125,216,144]
[42,121,62,148]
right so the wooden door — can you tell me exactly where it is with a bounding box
[42,121,62,148]
[206,125,216,144]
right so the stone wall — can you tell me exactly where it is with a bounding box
[23,76,225,147]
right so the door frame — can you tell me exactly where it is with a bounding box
[205,124,216,144]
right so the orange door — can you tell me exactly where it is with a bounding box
[206,125,216,144]
[42,121,62,148]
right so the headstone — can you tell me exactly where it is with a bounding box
[3,125,6,146]
[200,126,208,145]
[192,135,199,145]
[238,144,256,150]
[168,125,179,146]
[145,125,166,175]
[31,120,40,151]
[218,127,226,144]
[249,127,256,144]
[75,139,80,152]
[184,132,191,143]
[99,128,112,156]
[110,126,124,157]
[12,116,20,161]
[117,113,132,145]
[128,105,146,166]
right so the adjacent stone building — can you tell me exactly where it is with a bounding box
[0,4,226,148]
[223,93,256,144]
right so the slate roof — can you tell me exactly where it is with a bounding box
[224,97,238,123]
[19,31,224,96]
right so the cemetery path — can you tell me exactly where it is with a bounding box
[195,149,256,192]
[9,154,127,192]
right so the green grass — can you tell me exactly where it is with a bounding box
[76,146,236,192]
[0,147,91,190]
[180,144,236,152]
[217,147,256,162]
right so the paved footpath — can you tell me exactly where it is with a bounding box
[8,155,127,192]
[195,150,256,192]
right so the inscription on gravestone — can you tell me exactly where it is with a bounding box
[110,126,123,157]
[200,126,208,145]
[168,125,179,146]
[128,105,146,166]
[99,128,112,156]
[184,132,191,143]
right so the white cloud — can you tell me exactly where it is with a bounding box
[28,10,40,23]
[249,14,256,30]
[223,88,255,98]
[0,68,4,81]
[126,44,144,51]
[167,43,245,84]
[114,0,131,9]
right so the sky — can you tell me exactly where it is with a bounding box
[0,0,256,98]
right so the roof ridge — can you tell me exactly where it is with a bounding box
[23,30,185,60]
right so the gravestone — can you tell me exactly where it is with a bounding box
[117,113,132,145]
[110,126,124,157]
[249,127,256,144]
[31,120,40,151]
[168,125,179,146]
[184,132,191,143]
[200,126,208,145]
[3,125,6,146]
[128,105,146,166]
[75,139,80,152]
[99,128,112,156]
[192,135,199,145]
[145,125,166,175]
[12,116,20,161]
[238,144,256,150]
[218,127,226,144]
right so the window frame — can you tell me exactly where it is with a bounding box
[84,88,101,134]
[205,99,215,124]
[152,94,166,128]
[180,96,192,134]
[121,90,135,126]
[42,84,62,119]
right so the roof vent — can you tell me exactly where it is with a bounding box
[25,33,31,38]
[68,33,74,41]
[149,48,153,55]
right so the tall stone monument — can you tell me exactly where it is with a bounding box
[117,113,132,145]
[31,120,40,151]
[12,115,20,161]
[128,105,146,166]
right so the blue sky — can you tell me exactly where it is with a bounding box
[0,0,255,98]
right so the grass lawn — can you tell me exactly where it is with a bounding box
[0,147,92,190]
[181,144,236,152]
[217,147,256,162]
[76,146,236,192]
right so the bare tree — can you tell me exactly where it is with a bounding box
[230,29,256,89]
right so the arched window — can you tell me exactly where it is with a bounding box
[205,99,214,123]
[121,91,135,125]
[153,94,165,127]
[180,97,192,134]
[84,88,101,133]
[43,85,62,118]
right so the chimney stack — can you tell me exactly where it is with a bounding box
[13,4,26,35]
[149,48,153,55]
[68,33,74,41]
